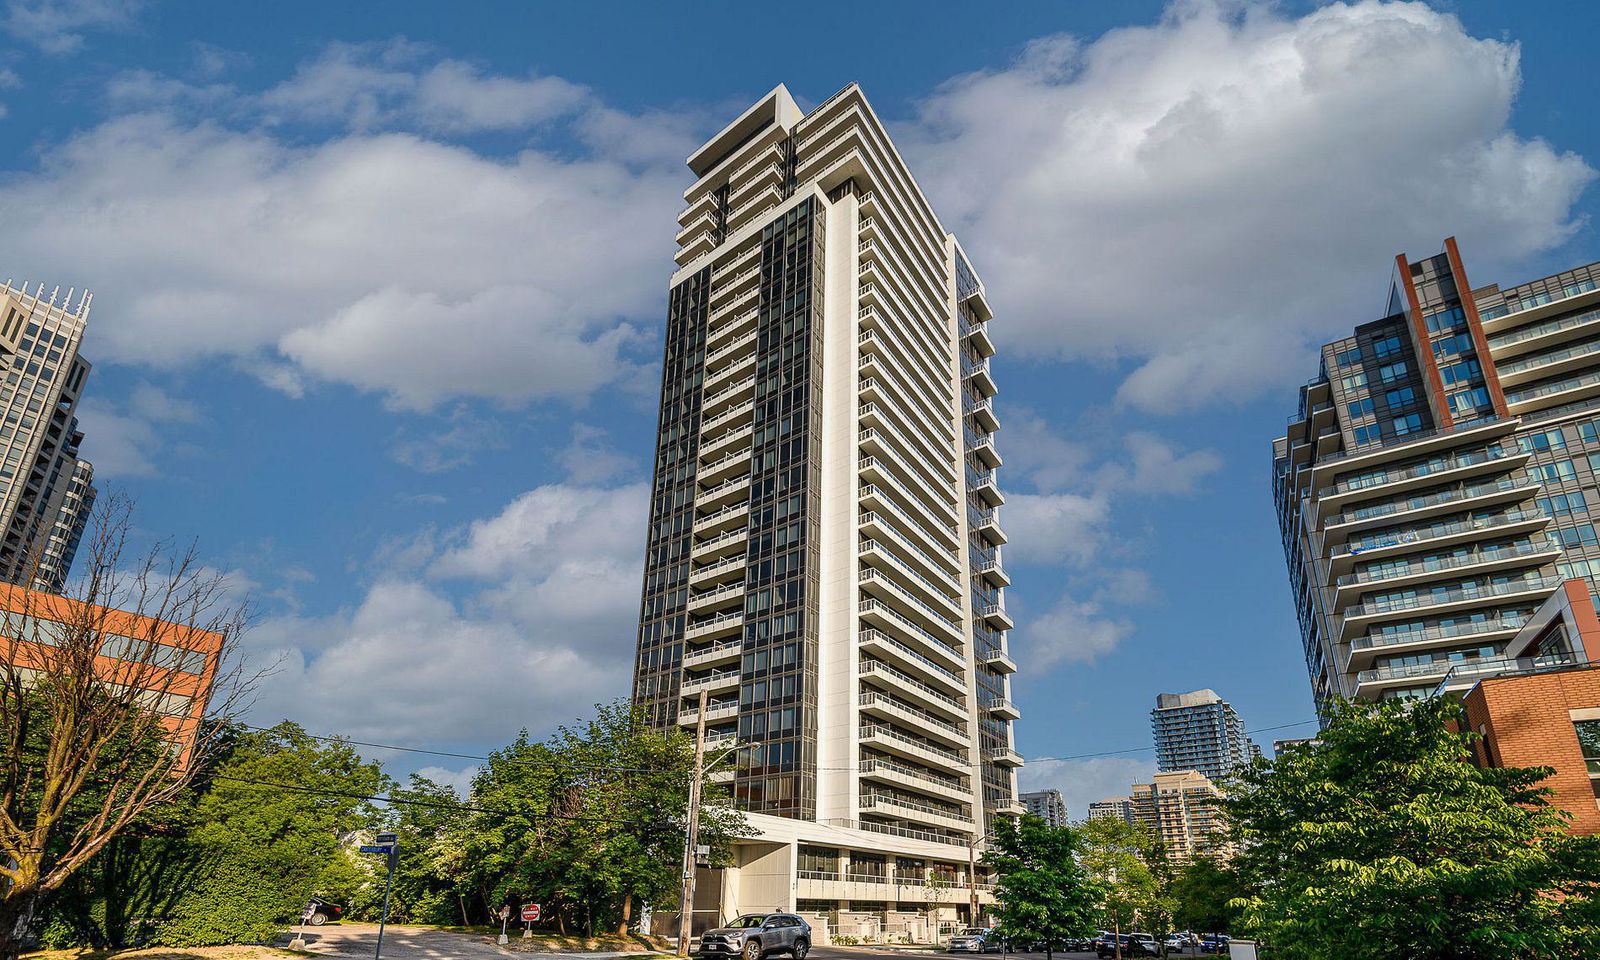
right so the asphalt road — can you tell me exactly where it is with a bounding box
[813,950,1097,960]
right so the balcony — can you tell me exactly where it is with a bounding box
[699,399,754,439]
[859,469,960,547]
[859,539,964,614]
[1339,575,1563,638]
[1504,368,1600,415]
[859,568,964,642]
[697,447,753,486]
[966,427,1001,470]
[983,746,1024,767]
[689,553,747,587]
[968,466,1003,507]
[859,657,968,722]
[677,699,739,726]
[859,757,971,804]
[1333,539,1561,601]
[1494,334,1600,388]
[979,644,1018,674]
[683,638,744,670]
[964,396,999,433]
[859,629,967,697]
[1323,475,1542,537]
[704,350,757,394]
[1307,417,1517,485]
[681,668,741,696]
[1431,653,1581,693]
[684,610,745,642]
[859,691,968,747]
[697,423,753,465]
[1486,302,1600,359]
[1330,509,1552,572]
[1478,279,1600,333]
[696,473,752,512]
[861,792,974,832]
[693,501,750,537]
[705,329,759,374]
[858,599,965,670]
[691,525,749,561]
[1316,447,1527,511]
[860,722,970,775]
[962,355,997,398]
[858,510,962,591]
[970,547,1010,588]
[1343,616,1529,671]
[686,581,746,615]
[701,374,757,419]
[705,307,758,351]
[975,601,1014,631]
[969,505,1006,545]
[986,697,1021,721]
[961,316,996,361]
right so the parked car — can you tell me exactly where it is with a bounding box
[1198,935,1231,954]
[302,897,342,925]
[947,928,1005,953]
[697,913,811,960]
[1096,933,1159,958]
[1165,933,1193,952]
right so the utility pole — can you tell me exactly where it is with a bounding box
[678,690,709,958]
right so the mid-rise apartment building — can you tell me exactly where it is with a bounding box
[1127,771,1228,860]
[1018,789,1067,827]
[1087,796,1135,825]
[0,282,97,591]
[631,84,1019,930]
[1274,239,1600,708]
[1150,689,1260,781]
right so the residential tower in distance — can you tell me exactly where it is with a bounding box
[0,282,96,592]
[1018,788,1067,827]
[1128,770,1228,861]
[1087,796,1135,824]
[1150,688,1260,781]
[1274,241,1600,707]
[631,83,1019,931]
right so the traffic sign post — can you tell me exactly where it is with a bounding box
[366,832,400,960]
[498,906,510,945]
[521,903,540,939]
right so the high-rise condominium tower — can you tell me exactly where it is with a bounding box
[1018,789,1068,828]
[631,84,1019,927]
[1151,689,1259,781]
[1127,771,1228,861]
[1274,239,1600,708]
[0,282,96,592]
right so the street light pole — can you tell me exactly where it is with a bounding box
[966,829,996,924]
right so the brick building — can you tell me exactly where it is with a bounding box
[1458,579,1600,834]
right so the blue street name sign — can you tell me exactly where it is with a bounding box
[360,845,396,854]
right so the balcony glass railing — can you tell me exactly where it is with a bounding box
[1486,304,1600,349]
[1494,335,1600,377]
[1504,368,1600,405]
[1314,417,1508,466]
[1341,509,1547,556]
[1323,447,1513,498]
[1479,280,1598,322]
[1350,615,1530,652]
[1431,653,1579,687]
[1329,476,1533,526]
[1339,539,1552,586]
[1344,575,1562,618]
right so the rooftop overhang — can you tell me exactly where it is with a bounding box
[687,84,803,178]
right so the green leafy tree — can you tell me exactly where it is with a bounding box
[982,815,1101,959]
[1169,855,1245,942]
[1080,816,1157,950]
[348,775,471,926]
[1223,696,1600,960]
[153,721,389,946]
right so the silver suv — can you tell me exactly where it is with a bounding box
[698,913,812,960]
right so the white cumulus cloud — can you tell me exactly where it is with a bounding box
[908,0,1594,409]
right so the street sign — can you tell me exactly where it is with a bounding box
[359,845,395,854]
[521,904,541,922]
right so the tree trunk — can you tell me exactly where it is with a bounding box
[0,889,42,960]
[459,893,469,927]
[618,892,633,936]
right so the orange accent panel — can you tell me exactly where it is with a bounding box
[1443,236,1509,417]
[1395,252,1454,430]
[1562,579,1600,664]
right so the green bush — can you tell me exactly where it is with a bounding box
[151,855,307,947]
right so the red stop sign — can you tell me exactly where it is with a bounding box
[521,905,541,922]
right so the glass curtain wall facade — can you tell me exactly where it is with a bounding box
[1275,239,1600,712]
[631,83,1019,925]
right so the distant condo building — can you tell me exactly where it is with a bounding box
[1274,240,1600,708]
[1151,689,1260,781]
[1018,789,1067,827]
[1128,771,1228,860]
[631,83,1019,931]
[1087,796,1134,825]
[0,282,97,592]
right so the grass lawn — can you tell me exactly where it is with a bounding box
[26,947,307,960]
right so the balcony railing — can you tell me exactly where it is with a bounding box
[1495,335,1600,378]
[1479,279,1598,322]
[859,691,966,738]
[1340,509,1548,556]
[1321,447,1515,498]
[1350,615,1530,652]
[1338,539,1553,586]
[862,792,972,823]
[1504,368,1600,406]
[1344,575,1562,618]
[859,657,965,711]
[681,668,741,693]
[860,756,968,793]
[860,628,963,685]
[860,722,968,765]
[1328,476,1535,527]
[1486,303,1600,348]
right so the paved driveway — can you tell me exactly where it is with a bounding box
[283,923,651,960]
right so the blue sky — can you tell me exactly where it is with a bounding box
[2,0,1598,814]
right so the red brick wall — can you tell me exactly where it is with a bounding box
[1463,668,1600,836]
